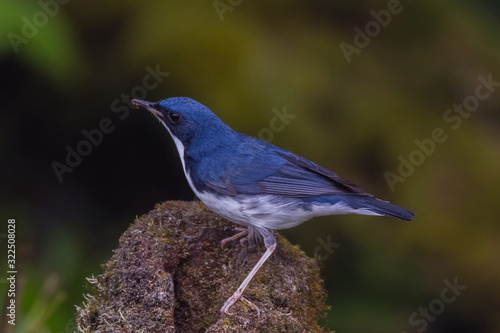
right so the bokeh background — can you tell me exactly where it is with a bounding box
[1,0,500,332]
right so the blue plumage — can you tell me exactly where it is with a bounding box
[150,97,413,222]
[133,96,414,314]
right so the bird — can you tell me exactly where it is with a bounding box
[132,97,414,315]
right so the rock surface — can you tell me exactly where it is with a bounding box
[76,201,330,332]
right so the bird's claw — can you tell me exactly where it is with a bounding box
[241,297,261,316]
[220,294,260,316]
[221,227,248,249]
[220,293,239,315]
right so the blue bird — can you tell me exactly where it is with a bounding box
[132,97,414,315]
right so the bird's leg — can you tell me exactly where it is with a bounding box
[221,227,248,249]
[220,229,276,315]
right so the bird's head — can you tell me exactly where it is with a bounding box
[132,97,230,148]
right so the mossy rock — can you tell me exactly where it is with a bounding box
[76,201,330,332]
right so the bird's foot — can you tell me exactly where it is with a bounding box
[220,292,260,316]
[220,230,276,317]
[221,227,248,249]
[241,297,261,316]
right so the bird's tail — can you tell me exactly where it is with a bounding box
[352,197,415,221]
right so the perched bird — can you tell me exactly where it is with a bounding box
[132,97,414,315]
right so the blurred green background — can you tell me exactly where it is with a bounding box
[1,0,500,332]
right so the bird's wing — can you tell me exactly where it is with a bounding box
[256,152,370,197]
[204,145,370,198]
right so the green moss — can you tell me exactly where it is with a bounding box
[76,201,331,332]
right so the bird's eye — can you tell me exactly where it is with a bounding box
[168,112,181,123]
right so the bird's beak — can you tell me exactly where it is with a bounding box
[131,99,164,120]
